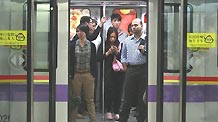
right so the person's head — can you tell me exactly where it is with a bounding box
[80,16,92,24]
[106,27,118,44]
[89,18,97,33]
[92,18,98,26]
[131,18,143,35]
[111,14,122,29]
[76,23,89,39]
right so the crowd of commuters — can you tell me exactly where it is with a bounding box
[69,13,147,122]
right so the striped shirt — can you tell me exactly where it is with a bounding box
[75,39,91,71]
[121,34,146,65]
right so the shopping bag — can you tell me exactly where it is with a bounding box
[112,59,124,71]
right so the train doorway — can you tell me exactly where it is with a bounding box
[68,0,147,122]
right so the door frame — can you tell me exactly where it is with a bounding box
[49,0,58,122]
[26,0,58,122]
[26,0,34,122]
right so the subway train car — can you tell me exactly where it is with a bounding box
[0,0,218,122]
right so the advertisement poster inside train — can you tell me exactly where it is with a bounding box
[70,8,90,39]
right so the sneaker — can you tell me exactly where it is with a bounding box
[114,114,119,121]
[105,112,113,120]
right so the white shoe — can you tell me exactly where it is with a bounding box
[114,114,119,121]
[105,112,113,120]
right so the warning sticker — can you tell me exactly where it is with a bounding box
[0,30,27,45]
[187,33,216,48]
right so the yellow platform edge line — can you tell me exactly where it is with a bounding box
[164,80,218,85]
[0,80,49,83]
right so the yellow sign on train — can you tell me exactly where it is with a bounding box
[0,30,27,45]
[187,33,216,48]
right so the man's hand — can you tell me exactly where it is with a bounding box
[99,16,107,27]
[138,45,145,53]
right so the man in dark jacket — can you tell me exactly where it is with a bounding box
[71,16,106,42]
[70,16,106,119]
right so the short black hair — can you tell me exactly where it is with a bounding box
[92,18,98,25]
[76,23,89,35]
[80,16,92,24]
[111,13,122,21]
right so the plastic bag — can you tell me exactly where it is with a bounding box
[112,59,124,71]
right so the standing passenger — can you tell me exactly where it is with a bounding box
[119,18,147,122]
[110,13,128,43]
[98,14,128,113]
[72,17,106,119]
[76,18,101,119]
[110,13,128,113]
[97,27,125,121]
[89,18,102,52]
[69,23,97,122]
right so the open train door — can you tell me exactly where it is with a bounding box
[69,0,147,122]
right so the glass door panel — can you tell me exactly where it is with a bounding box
[186,1,218,122]
[163,0,218,122]
[33,2,50,122]
[0,0,28,122]
[163,1,193,122]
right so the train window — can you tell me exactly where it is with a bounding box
[164,3,193,73]
[22,2,50,71]
[34,3,50,71]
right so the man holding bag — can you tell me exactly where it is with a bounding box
[119,18,147,122]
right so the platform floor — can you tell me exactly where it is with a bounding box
[76,109,137,122]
